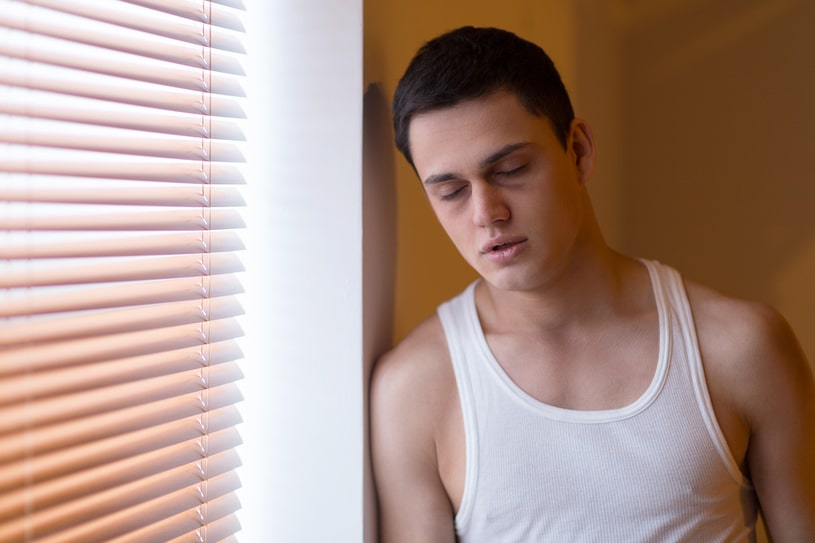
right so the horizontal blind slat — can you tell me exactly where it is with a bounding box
[0,465,241,542]
[208,2,246,32]
[23,0,246,53]
[0,154,247,184]
[108,509,215,543]
[0,87,246,139]
[6,375,216,435]
[0,388,243,464]
[0,230,245,259]
[210,0,246,11]
[43,484,242,543]
[203,510,242,541]
[0,362,243,434]
[0,320,244,374]
[121,0,209,23]
[0,4,245,75]
[0,274,244,318]
[123,0,245,32]
[217,534,240,543]
[0,64,246,117]
[0,253,244,288]
[0,415,240,495]
[0,204,246,231]
[0,207,245,231]
[0,341,243,406]
[0,387,242,468]
[0,126,246,162]
[0,32,246,96]
[0,297,245,346]
[0,446,241,527]
[0,182,246,208]
[127,511,242,543]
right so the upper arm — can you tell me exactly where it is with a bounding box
[689,279,815,540]
[370,331,457,543]
[738,306,815,540]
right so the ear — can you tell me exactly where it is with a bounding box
[568,119,596,183]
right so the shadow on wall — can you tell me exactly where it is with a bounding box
[362,82,398,543]
[620,0,815,362]
[363,83,397,361]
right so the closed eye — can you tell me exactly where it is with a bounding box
[495,164,527,177]
[440,186,466,201]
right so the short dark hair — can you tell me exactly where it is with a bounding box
[392,26,575,168]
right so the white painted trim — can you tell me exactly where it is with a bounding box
[241,2,365,541]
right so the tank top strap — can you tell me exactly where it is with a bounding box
[437,280,482,531]
[640,259,747,485]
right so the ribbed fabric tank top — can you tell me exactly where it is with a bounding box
[436,259,758,542]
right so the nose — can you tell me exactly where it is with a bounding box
[472,183,510,226]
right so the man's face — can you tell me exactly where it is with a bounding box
[408,90,593,292]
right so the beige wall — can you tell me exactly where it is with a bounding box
[619,0,815,365]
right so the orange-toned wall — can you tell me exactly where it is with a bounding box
[619,0,815,366]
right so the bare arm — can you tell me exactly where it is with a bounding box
[739,306,815,541]
[370,331,457,543]
[695,284,815,542]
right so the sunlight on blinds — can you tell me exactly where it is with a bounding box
[0,0,247,541]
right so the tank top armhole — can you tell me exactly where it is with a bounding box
[662,265,751,488]
[437,284,480,533]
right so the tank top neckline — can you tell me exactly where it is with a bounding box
[463,259,672,423]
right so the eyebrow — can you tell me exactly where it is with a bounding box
[422,142,531,186]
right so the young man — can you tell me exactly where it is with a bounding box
[370,26,815,542]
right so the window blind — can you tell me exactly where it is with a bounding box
[0,0,247,541]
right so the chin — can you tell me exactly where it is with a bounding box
[481,268,538,292]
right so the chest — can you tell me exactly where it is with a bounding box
[436,313,661,511]
[485,317,660,411]
[459,406,755,542]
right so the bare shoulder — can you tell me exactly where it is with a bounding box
[373,312,450,381]
[683,278,812,404]
[370,312,458,465]
[370,314,458,542]
[370,313,456,451]
[371,312,454,418]
[684,277,815,538]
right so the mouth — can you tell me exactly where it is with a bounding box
[481,237,527,254]
[491,241,520,251]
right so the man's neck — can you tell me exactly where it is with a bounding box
[476,247,647,336]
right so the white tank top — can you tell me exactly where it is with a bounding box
[437,259,757,542]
